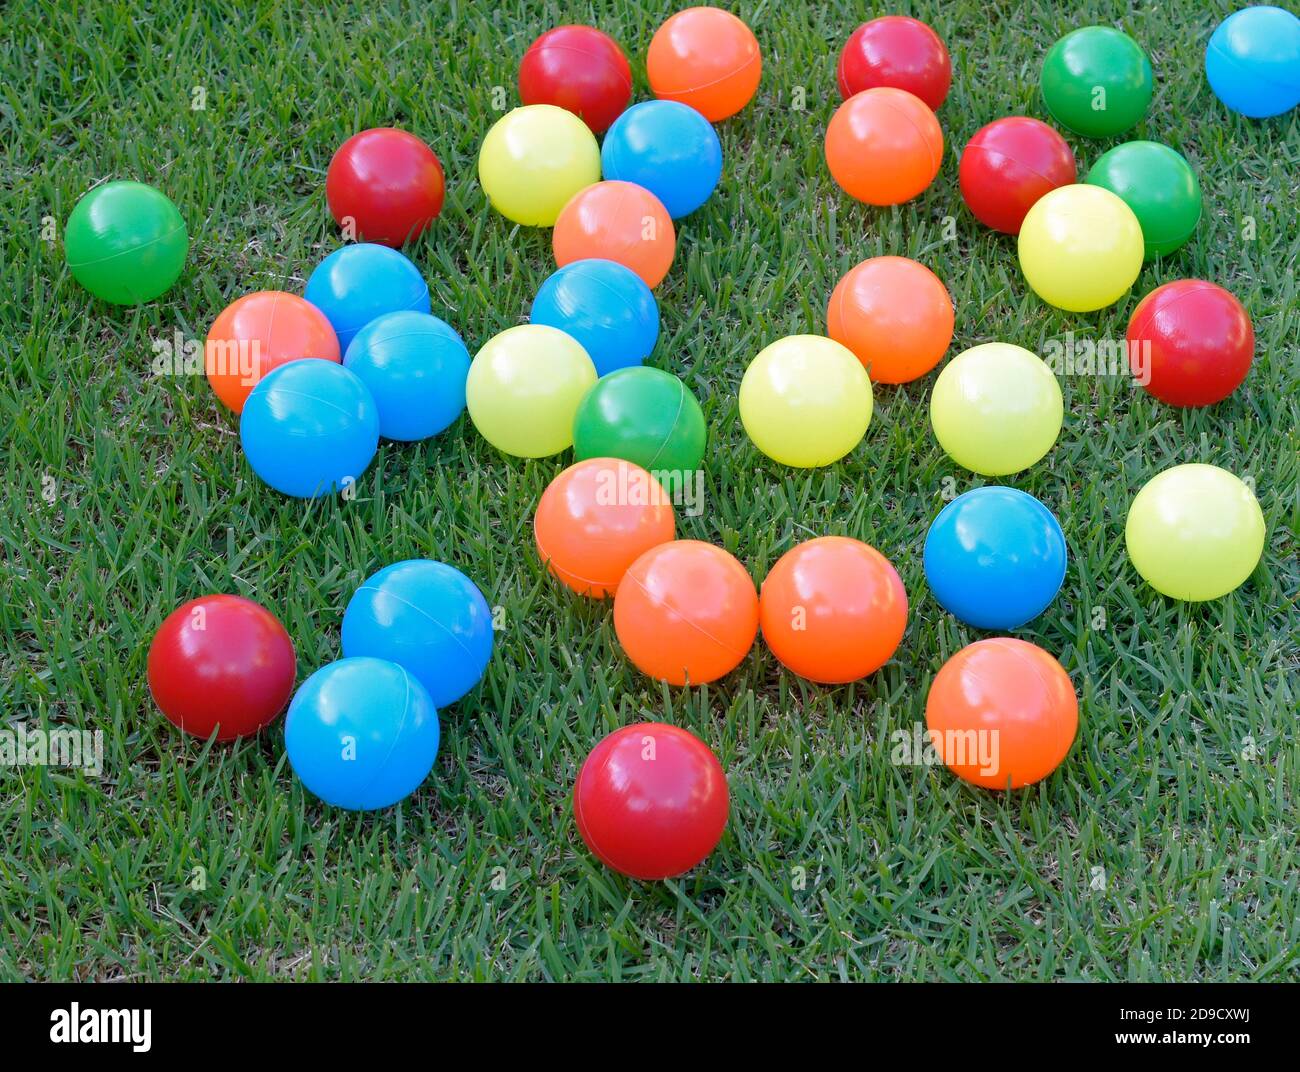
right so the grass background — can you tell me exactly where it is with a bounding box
[1,0,1296,981]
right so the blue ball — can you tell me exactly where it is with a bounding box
[343,311,470,441]
[341,559,493,708]
[286,657,440,811]
[601,100,723,219]
[923,486,1067,631]
[1206,6,1300,119]
[240,360,380,498]
[304,243,431,352]
[531,259,659,377]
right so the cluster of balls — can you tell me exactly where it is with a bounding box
[61,6,1291,883]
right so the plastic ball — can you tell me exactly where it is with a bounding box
[759,537,908,684]
[1206,6,1300,118]
[530,259,659,376]
[646,6,761,122]
[64,180,187,305]
[958,117,1077,234]
[826,256,953,383]
[518,25,632,134]
[304,243,430,352]
[1040,26,1153,137]
[573,723,728,880]
[930,343,1063,476]
[553,181,676,289]
[465,324,597,457]
[147,594,295,741]
[1018,184,1144,312]
[342,559,494,707]
[326,128,445,247]
[1126,280,1254,407]
[239,360,380,498]
[739,335,873,468]
[572,366,707,489]
[285,657,439,811]
[825,87,943,206]
[1125,464,1265,601]
[534,458,677,597]
[342,311,469,441]
[926,638,1078,790]
[206,291,341,414]
[836,15,952,110]
[923,487,1067,631]
[601,100,723,218]
[477,105,602,226]
[1086,141,1202,260]
[614,541,758,686]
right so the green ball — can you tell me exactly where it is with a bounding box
[64,180,188,305]
[1085,141,1201,260]
[1041,26,1152,138]
[572,367,706,493]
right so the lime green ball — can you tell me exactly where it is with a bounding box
[930,343,1063,476]
[572,367,706,494]
[1085,141,1202,260]
[1041,26,1153,138]
[64,181,188,305]
[1126,464,1265,601]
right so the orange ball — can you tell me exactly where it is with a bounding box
[825,88,943,206]
[534,458,676,598]
[827,256,954,383]
[759,536,907,684]
[925,638,1078,790]
[647,6,761,122]
[553,181,676,289]
[614,541,758,685]
[206,291,341,413]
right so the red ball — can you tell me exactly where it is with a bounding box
[147,595,296,741]
[959,117,1076,234]
[837,16,952,110]
[573,723,728,880]
[518,25,632,134]
[326,128,445,247]
[1126,280,1254,407]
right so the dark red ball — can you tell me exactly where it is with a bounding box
[1126,280,1254,407]
[836,16,952,110]
[326,128,445,247]
[147,595,296,741]
[959,117,1076,234]
[518,25,631,134]
[573,723,728,880]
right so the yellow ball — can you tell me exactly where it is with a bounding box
[930,343,1062,476]
[466,325,597,458]
[1126,464,1265,601]
[739,335,873,467]
[1018,184,1144,312]
[478,105,601,226]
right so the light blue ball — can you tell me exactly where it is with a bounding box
[240,360,379,498]
[342,559,493,708]
[343,311,470,441]
[286,657,440,811]
[304,243,430,352]
[601,100,723,218]
[1206,6,1300,119]
[531,259,659,377]
[923,486,1067,631]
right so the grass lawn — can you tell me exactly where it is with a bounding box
[1,0,1296,981]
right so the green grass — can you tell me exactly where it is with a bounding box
[1,0,1296,981]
